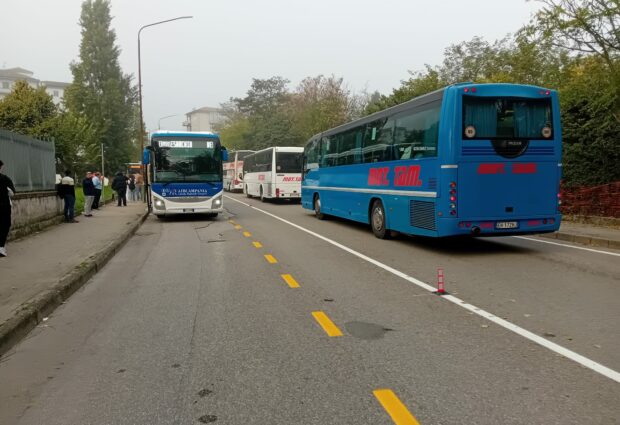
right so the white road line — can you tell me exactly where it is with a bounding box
[513,236,620,257]
[225,195,620,384]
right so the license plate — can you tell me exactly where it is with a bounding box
[496,221,518,229]
[183,208,194,213]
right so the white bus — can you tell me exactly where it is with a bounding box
[223,150,254,192]
[243,147,303,201]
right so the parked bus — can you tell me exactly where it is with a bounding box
[143,131,228,218]
[223,150,254,192]
[302,83,562,238]
[243,147,303,201]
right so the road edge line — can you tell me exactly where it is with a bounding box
[224,195,620,384]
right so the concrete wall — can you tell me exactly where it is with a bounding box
[8,191,63,241]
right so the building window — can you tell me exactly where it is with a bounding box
[1,82,9,89]
[53,90,59,97]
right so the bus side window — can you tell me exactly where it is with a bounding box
[363,118,394,163]
[394,104,441,159]
[321,136,338,168]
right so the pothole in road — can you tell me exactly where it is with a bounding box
[198,414,217,423]
[344,321,394,340]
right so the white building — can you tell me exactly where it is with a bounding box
[183,106,225,132]
[0,68,70,105]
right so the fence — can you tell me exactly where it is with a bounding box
[0,129,56,192]
[561,182,620,218]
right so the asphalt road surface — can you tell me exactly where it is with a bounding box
[1,192,619,424]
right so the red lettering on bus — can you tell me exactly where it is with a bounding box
[477,164,505,174]
[282,176,302,182]
[394,165,422,187]
[258,174,265,181]
[512,163,537,174]
[368,167,390,186]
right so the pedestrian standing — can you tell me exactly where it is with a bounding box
[128,174,136,202]
[0,159,16,257]
[92,171,102,209]
[82,171,96,217]
[58,170,78,223]
[134,173,144,201]
[111,171,127,207]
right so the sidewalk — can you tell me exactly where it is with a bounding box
[539,220,620,250]
[0,202,148,356]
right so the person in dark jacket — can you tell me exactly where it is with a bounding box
[111,171,128,206]
[82,171,96,217]
[58,170,78,223]
[0,159,17,257]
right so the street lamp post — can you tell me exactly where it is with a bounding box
[158,114,181,130]
[137,15,192,210]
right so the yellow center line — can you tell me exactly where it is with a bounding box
[234,225,242,230]
[311,311,343,337]
[252,241,263,248]
[228,220,236,224]
[373,389,421,425]
[264,254,278,264]
[243,231,252,237]
[281,274,300,288]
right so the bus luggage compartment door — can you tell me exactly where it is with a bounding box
[457,162,558,218]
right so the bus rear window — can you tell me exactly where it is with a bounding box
[463,96,553,140]
[276,152,302,173]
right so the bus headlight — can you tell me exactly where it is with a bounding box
[154,199,165,210]
[212,196,222,208]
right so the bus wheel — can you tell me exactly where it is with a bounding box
[260,186,266,202]
[245,185,251,198]
[314,194,325,220]
[371,200,391,239]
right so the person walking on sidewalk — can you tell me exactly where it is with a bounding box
[134,173,144,201]
[82,171,96,217]
[58,170,78,223]
[127,174,136,202]
[112,171,127,207]
[0,159,17,257]
[92,171,102,209]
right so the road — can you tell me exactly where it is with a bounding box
[1,191,619,424]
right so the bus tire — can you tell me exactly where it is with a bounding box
[156,215,165,220]
[245,185,251,198]
[370,199,391,239]
[314,194,326,220]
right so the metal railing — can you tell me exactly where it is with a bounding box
[0,129,56,192]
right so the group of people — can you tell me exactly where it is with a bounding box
[111,171,143,207]
[0,163,146,258]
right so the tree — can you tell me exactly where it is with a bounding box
[290,75,356,140]
[0,80,57,136]
[64,0,138,173]
[528,0,620,72]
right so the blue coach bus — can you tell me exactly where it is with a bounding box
[143,131,228,218]
[301,83,562,238]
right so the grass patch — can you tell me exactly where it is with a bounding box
[75,186,114,215]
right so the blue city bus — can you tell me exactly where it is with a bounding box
[143,131,228,218]
[301,83,562,238]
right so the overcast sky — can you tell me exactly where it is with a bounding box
[2,0,541,131]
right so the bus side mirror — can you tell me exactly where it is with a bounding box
[222,148,229,162]
[142,148,150,165]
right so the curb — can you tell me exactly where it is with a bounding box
[0,210,150,357]
[539,231,620,250]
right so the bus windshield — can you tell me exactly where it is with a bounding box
[153,139,222,183]
[463,96,553,140]
[276,152,302,173]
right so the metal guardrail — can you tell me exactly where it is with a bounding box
[0,129,56,192]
